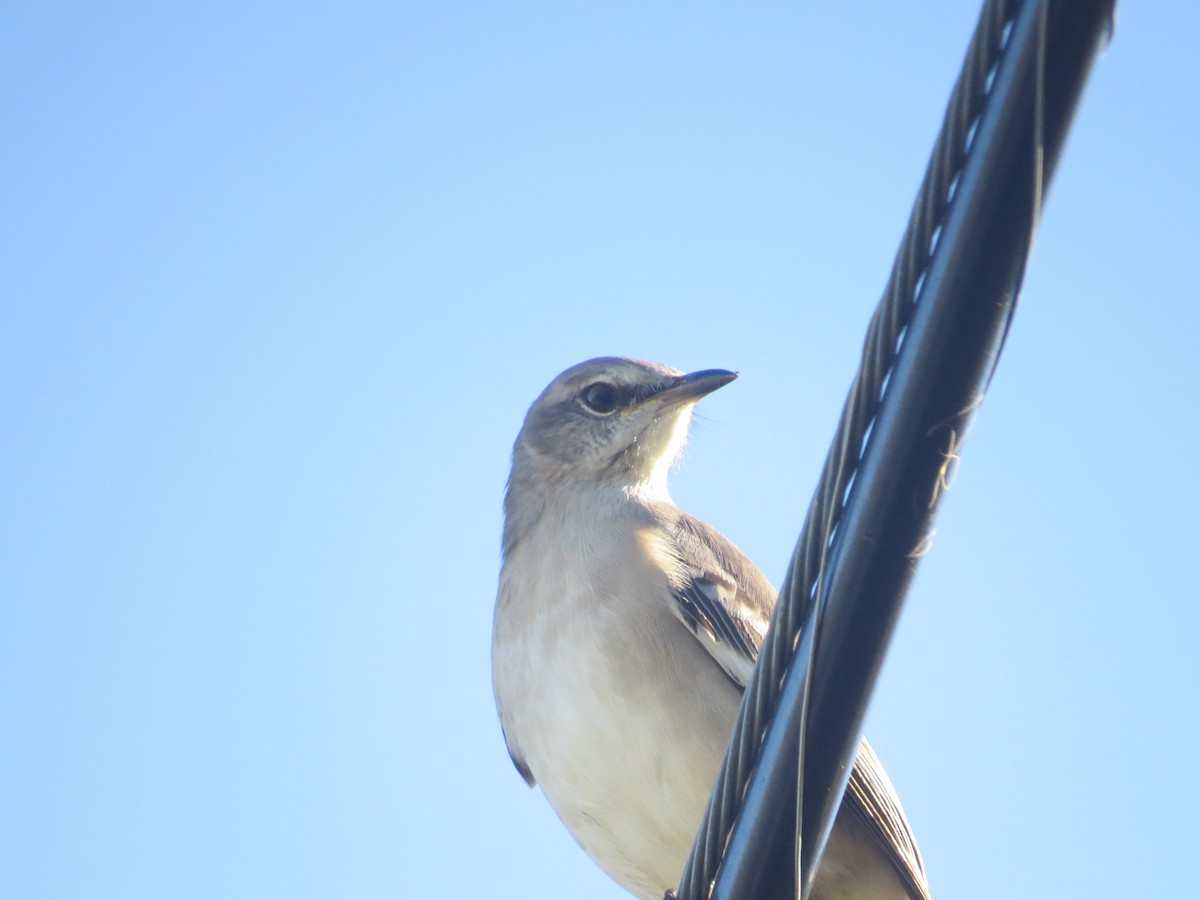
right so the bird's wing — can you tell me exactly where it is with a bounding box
[844,738,930,900]
[665,509,930,900]
[672,577,759,686]
[503,724,536,786]
[665,511,773,687]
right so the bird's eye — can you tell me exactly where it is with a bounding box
[580,382,621,415]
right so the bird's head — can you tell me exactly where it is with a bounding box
[510,357,737,498]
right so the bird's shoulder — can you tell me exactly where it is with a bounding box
[643,503,775,686]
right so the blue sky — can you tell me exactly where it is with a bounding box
[3,3,1198,898]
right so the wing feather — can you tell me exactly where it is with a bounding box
[660,507,930,899]
[846,739,931,900]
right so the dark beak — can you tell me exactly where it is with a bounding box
[653,368,738,407]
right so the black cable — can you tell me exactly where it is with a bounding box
[676,2,1115,897]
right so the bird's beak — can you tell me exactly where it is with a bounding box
[651,369,738,408]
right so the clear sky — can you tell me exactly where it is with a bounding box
[4,3,1198,899]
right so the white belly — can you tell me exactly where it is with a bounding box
[493,530,743,898]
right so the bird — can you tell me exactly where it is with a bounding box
[492,357,930,900]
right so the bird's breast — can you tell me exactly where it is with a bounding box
[492,504,742,898]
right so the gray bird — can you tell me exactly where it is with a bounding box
[492,357,930,900]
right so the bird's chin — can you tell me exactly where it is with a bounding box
[622,412,691,495]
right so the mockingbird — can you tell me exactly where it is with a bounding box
[492,357,930,900]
